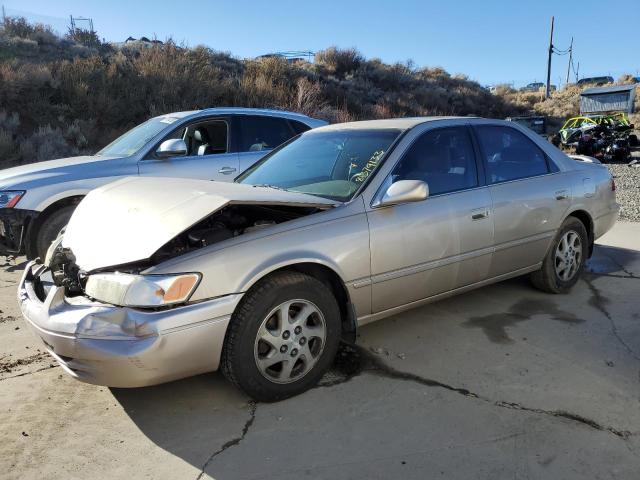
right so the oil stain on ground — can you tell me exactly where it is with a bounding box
[318,342,476,396]
[462,298,584,344]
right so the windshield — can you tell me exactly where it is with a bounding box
[97,116,179,157]
[237,129,402,201]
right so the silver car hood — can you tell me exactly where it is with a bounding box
[63,177,336,271]
[0,155,122,190]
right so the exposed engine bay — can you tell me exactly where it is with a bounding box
[152,203,320,263]
[48,203,324,297]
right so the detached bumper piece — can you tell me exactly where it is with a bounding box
[17,261,242,387]
[0,208,37,255]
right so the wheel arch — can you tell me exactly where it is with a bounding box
[247,261,357,343]
[25,195,84,258]
[566,209,594,257]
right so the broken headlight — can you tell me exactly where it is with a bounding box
[84,272,201,307]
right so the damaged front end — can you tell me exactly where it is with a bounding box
[38,177,335,313]
[18,259,242,386]
[45,202,325,309]
[17,177,337,387]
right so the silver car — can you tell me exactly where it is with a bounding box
[0,108,325,259]
[18,117,619,401]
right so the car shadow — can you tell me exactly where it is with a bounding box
[111,243,640,474]
[111,373,251,469]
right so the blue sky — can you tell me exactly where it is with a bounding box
[4,0,639,87]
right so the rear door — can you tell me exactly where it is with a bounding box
[366,125,494,313]
[237,115,308,173]
[139,117,240,181]
[473,124,571,276]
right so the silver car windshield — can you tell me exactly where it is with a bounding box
[237,129,402,201]
[97,116,179,157]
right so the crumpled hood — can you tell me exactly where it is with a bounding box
[63,177,336,271]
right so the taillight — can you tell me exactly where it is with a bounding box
[611,178,616,191]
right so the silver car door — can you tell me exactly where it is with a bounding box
[366,126,494,314]
[139,118,239,181]
[238,151,268,173]
[474,124,571,276]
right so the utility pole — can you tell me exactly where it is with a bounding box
[565,36,573,86]
[545,16,554,98]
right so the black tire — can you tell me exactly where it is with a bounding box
[628,134,638,147]
[221,271,341,402]
[530,216,588,294]
[33,206,75,260]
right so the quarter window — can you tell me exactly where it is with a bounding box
[289,120,311,135]
[475,126,550,184]
[390,127,478,196]
[238,116,296,152]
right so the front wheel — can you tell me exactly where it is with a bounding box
[530,217,588,293]
[221,271,341,402]
[33,206,76,260]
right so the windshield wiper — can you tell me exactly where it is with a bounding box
[253,184,287,191]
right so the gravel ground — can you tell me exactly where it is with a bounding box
[607,163,640,222]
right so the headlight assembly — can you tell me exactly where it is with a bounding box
[84,272,201,308]
[0,190,25,208]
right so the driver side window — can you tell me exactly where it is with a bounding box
[152,119,229,158]
[391,127,478,196]
[183,120,228,156]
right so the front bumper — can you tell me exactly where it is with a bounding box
[0,208,37,255]
[17,262,242,387]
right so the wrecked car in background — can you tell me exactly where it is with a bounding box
[18,117,619,401]
[0,108,325,260]
[558,113,637,162]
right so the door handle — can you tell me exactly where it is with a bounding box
[555,190,569,200]
[218,166,237,175]
[471,208,490,220]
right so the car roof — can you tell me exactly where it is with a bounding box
[312,116,475,132]
[164,107,320,122]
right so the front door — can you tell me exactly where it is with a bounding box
[367,126,494,313]
[139,118,239,181]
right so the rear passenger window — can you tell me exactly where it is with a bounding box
[390,127,478,196]
[476,126,550,184]
[238,116,295,152]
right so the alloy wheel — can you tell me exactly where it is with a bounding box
[254,299,327,384]
[554,230,582,281]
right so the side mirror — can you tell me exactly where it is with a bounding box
[374,180,429,208]
[156,139,187,159]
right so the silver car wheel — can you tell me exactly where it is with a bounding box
[554,230,582,281]
[254,299,327,384]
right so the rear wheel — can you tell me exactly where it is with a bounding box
[33,206,75,260]
[530,217,587,293]
[221,271,341,402]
